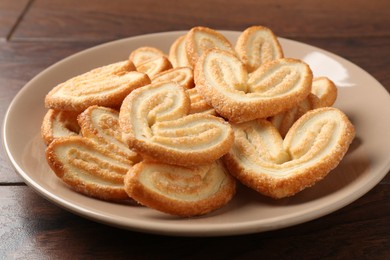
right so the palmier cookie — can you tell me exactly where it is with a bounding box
[186,88,216,115]
[152,66,195,89]
[310,76,338,108]
[46,136,132,201]
[235,25,284,72]
[270,77,338,137]
[45,60,150,112]
[119,81,234,167]
[136,56,173,78]
[129,46,166,67]
[223,107,355,199]
[124,160,236,217]
[169,35,192,68]
[41,109,80,145]
[185,26,235,67]
[78,105,141,164]
[194,48,313,123]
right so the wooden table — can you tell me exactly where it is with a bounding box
[1,0,389,258]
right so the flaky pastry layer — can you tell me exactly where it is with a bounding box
[41,109,80,145]
[235,25,284,72]
[46,136,132,201]
[152,66,195,89]
[186,87,216,115]
[129,46,166,67]
[78,105,141,164]
[124,160,236,217]
[169,35,192,68]
[223,107,355,198]
[136,56,172,78]
[270,77,338,137]
[185,26,235,67]
[45,61,150,112]
[195,49,313,123]
[119,81,234,166]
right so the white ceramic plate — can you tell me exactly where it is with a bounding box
[3,31,390,236]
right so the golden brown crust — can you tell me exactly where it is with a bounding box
[46,136,132,201]
[194,48,313,123]
[124,160,236,217]
[77,105,142,164]
[119,81,234,166]
[186,87,216,115]
[310,76,338,108]
[41,109,80,145]
[151,66,195,89]
[136,56,173,78]
[235,25,284,72]
[45,61,150,112]
[169,35,192,68]
[129,46,166,67]
[269,77,338,137]
[185,26,235,67]
[223,107,355,199]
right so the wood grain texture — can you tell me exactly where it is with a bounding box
[0,0,31,40]
[0,0,389,258]
[11,0,390,41]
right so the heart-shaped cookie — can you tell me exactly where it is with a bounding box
[195,48,313,123]
[124,160,236,217]
[185,26,235,67]
[119,81,234,166]
[223,107,355,199]
[235,25,284,72]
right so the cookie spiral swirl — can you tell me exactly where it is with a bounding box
[195,49,313,123]
[119,81,234,166]
[41,109,80,145]
[78,106,141,164]
[169,35,192,68]
[46,136,132,201]
[185,26,235,67]
[124,160,236,217]
[270,77,338,137]
[45,61,150,112]
[152,66,195,89]
[235,25,284,72]
[46,105,143,201]
[223,107,355,198]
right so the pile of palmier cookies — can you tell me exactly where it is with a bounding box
[42,26,355,217]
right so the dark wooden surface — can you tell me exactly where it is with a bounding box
[1,0,389,258]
